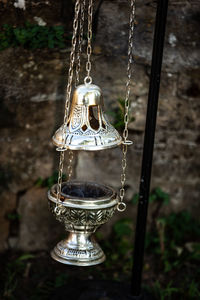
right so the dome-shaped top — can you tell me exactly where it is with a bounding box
[52,83,122,151]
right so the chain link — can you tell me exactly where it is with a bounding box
[67,150,74,181]
[63,0,81,126]
[56,0,81,211]
[84,0,93,85]
[66,0,86,184]
[75,0,86,86]
[118,0,136,212]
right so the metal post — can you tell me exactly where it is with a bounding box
[131,0,169,297]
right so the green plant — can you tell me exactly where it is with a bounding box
[98,218,133,276]
[3,254,35,299]
[113,218,133,238]
[152,280,178,300]
[146,211,200,262]
[54,273,69,288]
[111,189,200,298]
[35,171,66,189]
[188,280,200,298]
[1,184,199,299]
[31,280,55,300]
[132,187,170,205]
[108,98,135,130]
[0,23,70,51]
[145,211,200,298]
[6,212,21,221]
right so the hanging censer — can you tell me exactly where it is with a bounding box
[48,0,135,266]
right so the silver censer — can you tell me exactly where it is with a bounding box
[48,181,118,266]
[48,84,121,266]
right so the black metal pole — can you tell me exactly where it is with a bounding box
[131,0,169,297]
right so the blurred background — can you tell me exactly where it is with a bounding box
[0,0,199,299]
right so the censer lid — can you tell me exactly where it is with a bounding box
[52,83,122,151]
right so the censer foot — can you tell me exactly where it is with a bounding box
[50,232,106,266]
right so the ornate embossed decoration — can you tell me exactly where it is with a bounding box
[52,84,122,151]
[48,181,118,266]
[47,0,135,268]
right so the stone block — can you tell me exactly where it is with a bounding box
[17,187,63,251]
[0,191,17,252]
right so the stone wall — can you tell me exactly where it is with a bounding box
[0,0,199,252]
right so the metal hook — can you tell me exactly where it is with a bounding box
[84,76,92,85]
[117,202,127,212]
[54,206,61,215]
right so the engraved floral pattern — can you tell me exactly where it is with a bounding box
[71,105,82,129]
[49,201,116,230]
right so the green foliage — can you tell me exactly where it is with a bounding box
[30,273,70,300]
[99,218,133,275]
[17,254,35,261]
[146,210,200,259]
[3,254,35,299]
[35,171,66,189]
[131,187,170,205]
[131,193,139,204]
[145,210,200,299]
[103,189,200,298]
[163,211,200,245]
[146,211,200,257]
[150,187,170,204]
[108,98,135,130]
[0,23,69,51]
[152,281,179,300]
[113,218,133,238]
[54,273,69,288]
[151,278,200,300]
[188,281,200,298]
[1,185,199,299]
[31,280,55,300]
[6,212,21,221]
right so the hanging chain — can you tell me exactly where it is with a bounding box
[75,0,86,87]
[63,0,81,126]
[55,0,81,214]
[66,0,86,187]
[118,0,136,212]
[84,0,93,85]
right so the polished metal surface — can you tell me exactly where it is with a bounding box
[51,233,105,266]
[48,181,118,266]
[52,84,122,151]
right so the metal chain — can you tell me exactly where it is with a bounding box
[67,150,74,181]
[55,0,81,213]
[66,0,86,187]
[84,0,93,85]
[118,0,136,212]
[75,0,86,87]
[63,0,81,126]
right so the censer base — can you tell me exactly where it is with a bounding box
[50,232,106,266]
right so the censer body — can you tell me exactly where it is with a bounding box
[48,181,118,266]
[48,84,121,266]
[48,0,135,267]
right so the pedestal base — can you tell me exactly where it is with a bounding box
[51,232,106,266]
